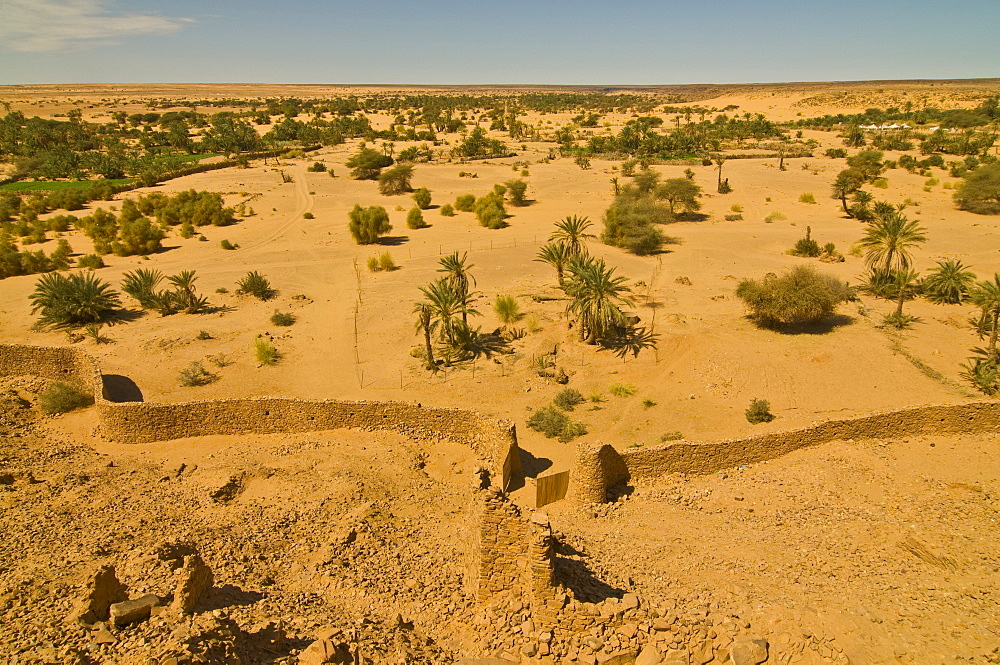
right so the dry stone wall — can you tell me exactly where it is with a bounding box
[0,343,519,488]
[572,400,1000,504]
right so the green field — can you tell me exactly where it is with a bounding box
[0,178,136,192]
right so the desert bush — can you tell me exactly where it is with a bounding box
[553,388,585,411]
[745,398,774,424]
[412,188,432,210]
[955,162,1000,215]
[601,192,668,255]
[366,256,380,272]
[440,203,455,216]
[347,204,392,244]
[790,226,821,257]
[378,164,415,195]
[527,404,587,442]
[724,214,743,221]
[872,178,889,189]
[178,361,218,387]
[825,148,848,159]
[38,381,94,414]
[303,212,314,219]
[799,192,817,204]
[660,431,684,441]
[475,192,507,229]
[764,211,787,223]
[346,147,393,180]
[306,161,327,172]
[960,355,1000,396]
[454,194,476,212]
[378,252,396,271]
[736,265,850,327]
[236,271,274,300]
[609,381,636,397]
[254,337,280,366]
[76,254,105,270]
[406,207,427,229]
[270,310,296,326]
[493,295,520,325]
[29,271,121,328]
[505,179,529,206]
[220,239,238,250]
[112,215,164,256]
[730,204,743,212]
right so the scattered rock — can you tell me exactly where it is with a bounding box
[110,593,159,626]
[730,638,768,665]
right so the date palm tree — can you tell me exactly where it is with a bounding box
[922,258,976,304]
[437,251,476,323]
[565,257,633,344]
[535,241,574,288]
[885,268,920,328]
[549,215,594,256]
[859,212,927,279]
[970,274,1000,357]
[412,302,437,370]
[30,272,121,329]
[419,278,479,364]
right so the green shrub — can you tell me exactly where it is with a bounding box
[378,163,415,195]
[347,204,392,244]
[454,194,476,212]
[306,161,327,172]
[346,147,392,180]
[378,252,396,271]
[121,268,164,309]
[270,310,296,326]
[724,214,743,221]
[406,207,427,229]
[412,188,432,210]
[38,381,94,414]
[178,361,218,387]
[825,148,848,159]
[641,398,656,408]
[872,178,889,189]
[493,295,520,325]
[553,388,585,411]
[220,239,238,250]
[303,212,314,219]
[601,193,668,255]
[505,179,529,206]
[366,256,380,272]
[236,271,274,300]
[609,381,636,397]
[730,204,744,212]
[527,404,587,442]
[475,192,507,229]
[764,211,787,223]
[745,398,774,424]
[29,271,121,328]
[254,337,280,366]
[798,193,816,204]
[440,203,455,216]
[660,431,684,441]
[736,266,849,327]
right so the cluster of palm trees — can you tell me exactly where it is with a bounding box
[413,251,486,369]
[853,201,1000,394]
[536,216,656,354]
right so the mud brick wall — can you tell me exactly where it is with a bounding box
[0,343,519,487]
[572,400,1000,505]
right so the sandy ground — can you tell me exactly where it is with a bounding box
[2,82,1000,663]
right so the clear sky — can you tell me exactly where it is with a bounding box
[1,0,998,85]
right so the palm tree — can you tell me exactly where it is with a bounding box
[412,302,437,370]
[859,212,927,278]
[167,270,208,313]
[535,241,574,288]
[419,278,479,363]
[970,274,1000,357]
[549,215,594,256]
[923,259,976,304]
[437,251,476,323]
[30,272,121,329]
[832,169,863,213]
[565,257,633,344]
[886,268,920,327]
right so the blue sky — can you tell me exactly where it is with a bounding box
[1,0,998,85]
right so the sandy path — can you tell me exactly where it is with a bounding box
[240,163,313,253]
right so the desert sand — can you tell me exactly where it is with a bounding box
[1,81,999,664]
